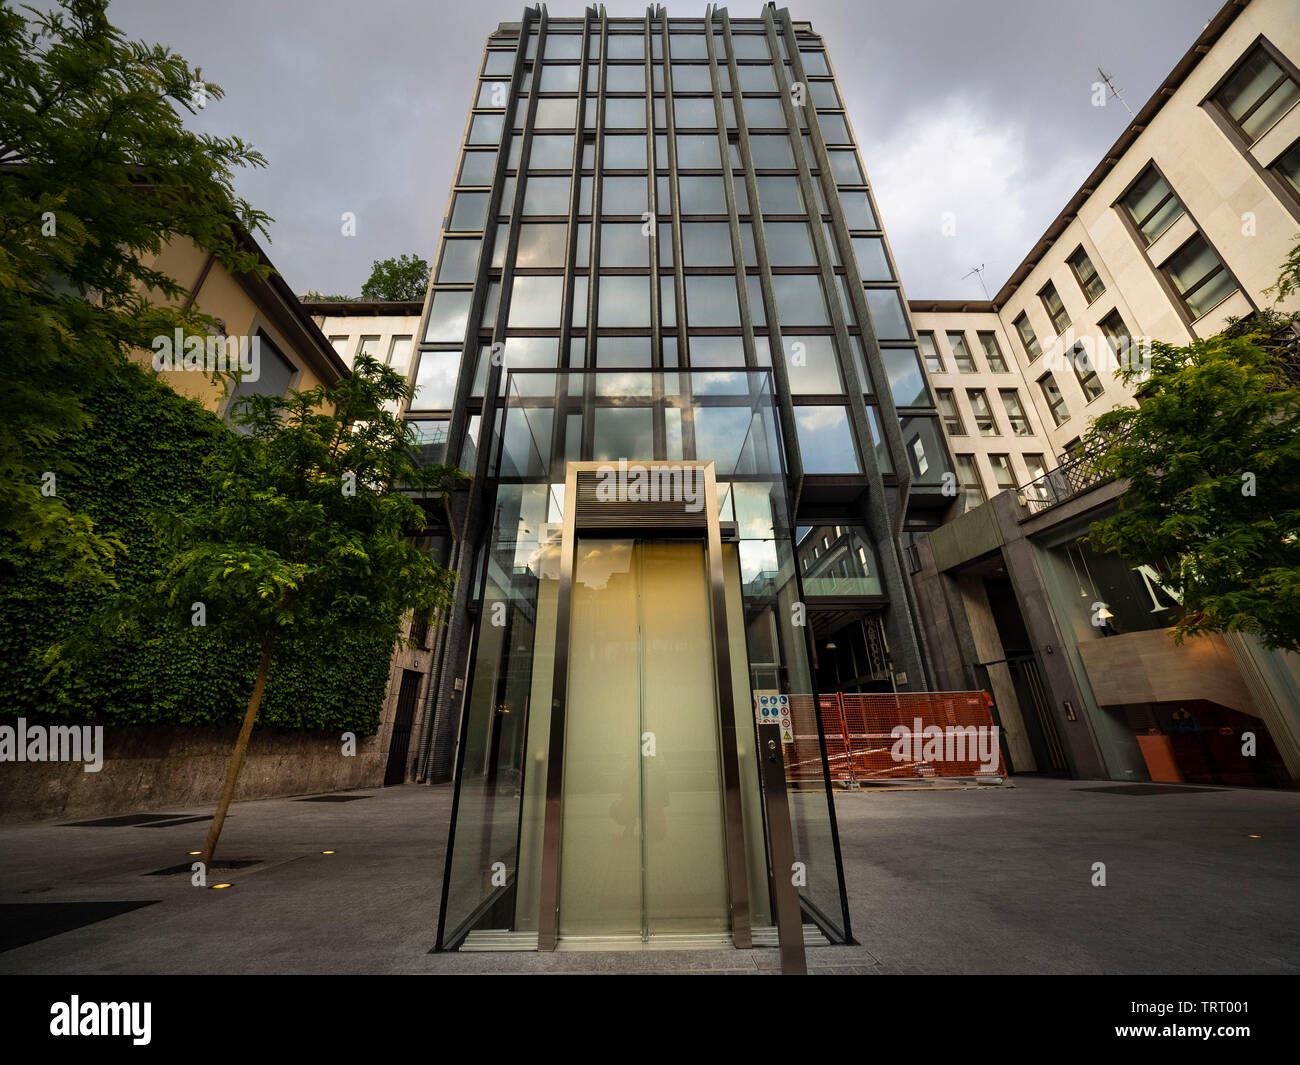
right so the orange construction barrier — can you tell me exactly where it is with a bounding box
[783,691,1006,786]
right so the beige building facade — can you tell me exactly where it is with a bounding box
[909,0,1300,789]
[911,0,1300,506]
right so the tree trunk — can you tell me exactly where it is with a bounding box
[199,631,276,869]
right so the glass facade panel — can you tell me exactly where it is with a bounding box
[772,274,828,325]
[840,191,876,229]
[852,236,892,281]
[682,222,734,266]
[794,405,860,473]
[515,224,568,268]
[679,175,728,214]
[766,222,817,266]
[410,351,460,410]
[864,288,910,339]
[685,275,740,326]
[508,275,565,328]
[598,275,653,327]
[881,348,929,407]
[424,291,472,343]
[602,175,648,215]
[676,133,722,168]
[756,176,804,214]
[599,222,651,267]
[522,177,571,215]
[438,239,482,283]
[782,335,844,394]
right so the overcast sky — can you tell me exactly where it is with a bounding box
[107,0,1223,301]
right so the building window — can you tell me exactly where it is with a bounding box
[388,336,414,376]
[999,389,1032,436]
[978,331,1008,372]
[1013,312,1041,361]
[966,388,999,436]
[1211,42,1300,144]
[1068,342,1105,402]
[1162,233,1237,319]
[1067,246,1105,304]
[918,331,943,372]
[1023,453,1048,501]
[794,406,862,473]
[1119,166,1185,246]
[1038,281,1071,334]
[954,454,984,512]
[228,330,297,431]
[947,331,976,372]
[936,389,964,435]
[1273,138,1300,197]
[989,453,1017,491]
[1038,372,1070,426]
[1099,309,1136,371]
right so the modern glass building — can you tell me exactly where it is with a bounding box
[415,5,955,951]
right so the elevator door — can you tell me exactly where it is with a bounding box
[558,538,730,940]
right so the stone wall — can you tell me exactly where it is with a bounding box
[0,724,388,824]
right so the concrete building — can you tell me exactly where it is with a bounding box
[908,0,1300,788]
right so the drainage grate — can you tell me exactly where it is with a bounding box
[1075,784,1216,796]
[144,860,262,876]
[62,813,186,827]
[1,901,160,953]
[295,795,370,803]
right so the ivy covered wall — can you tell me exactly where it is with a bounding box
[0,363,398,734]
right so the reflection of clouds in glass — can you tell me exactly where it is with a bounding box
[796,406,844,431]
[527,541,562,581]
[595,372,652,396]
[739,539,779,584]
[574,540,634,590]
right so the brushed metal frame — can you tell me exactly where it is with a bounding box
[536,459,752,950]
[757,720,807,975]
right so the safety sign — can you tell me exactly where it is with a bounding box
[753,691,794,744]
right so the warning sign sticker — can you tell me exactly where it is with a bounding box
[754,691,794,744]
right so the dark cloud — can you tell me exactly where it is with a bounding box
[107,0,1219,298]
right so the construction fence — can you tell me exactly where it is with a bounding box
[783,691,1006,787]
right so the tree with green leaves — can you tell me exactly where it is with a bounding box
[0,0,271,582]
[360,252,430,302]
[1267,232,1300,304]
[1084,315,1300,652]
[153,354,464,864]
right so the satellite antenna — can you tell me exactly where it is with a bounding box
[962,264,990,300]
[1097,67,1135,118]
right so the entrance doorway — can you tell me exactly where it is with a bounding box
[557,538,730,940]
[384,669,421,786]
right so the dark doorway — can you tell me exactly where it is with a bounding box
[385,669,422,786]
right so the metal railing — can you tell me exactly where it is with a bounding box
[1015,427,1130,515]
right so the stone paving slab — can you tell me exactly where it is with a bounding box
[0,778,1294,974]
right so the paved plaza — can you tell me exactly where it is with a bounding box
[0,778,1296,974]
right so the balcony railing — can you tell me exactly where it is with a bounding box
[1016,429,1128,515]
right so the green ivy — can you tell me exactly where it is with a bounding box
[0,362,398,734]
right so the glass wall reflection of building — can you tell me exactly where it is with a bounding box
[415,6,954,951]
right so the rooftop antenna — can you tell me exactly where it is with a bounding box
[962,264,990,300]
[1096,67,1134,118]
